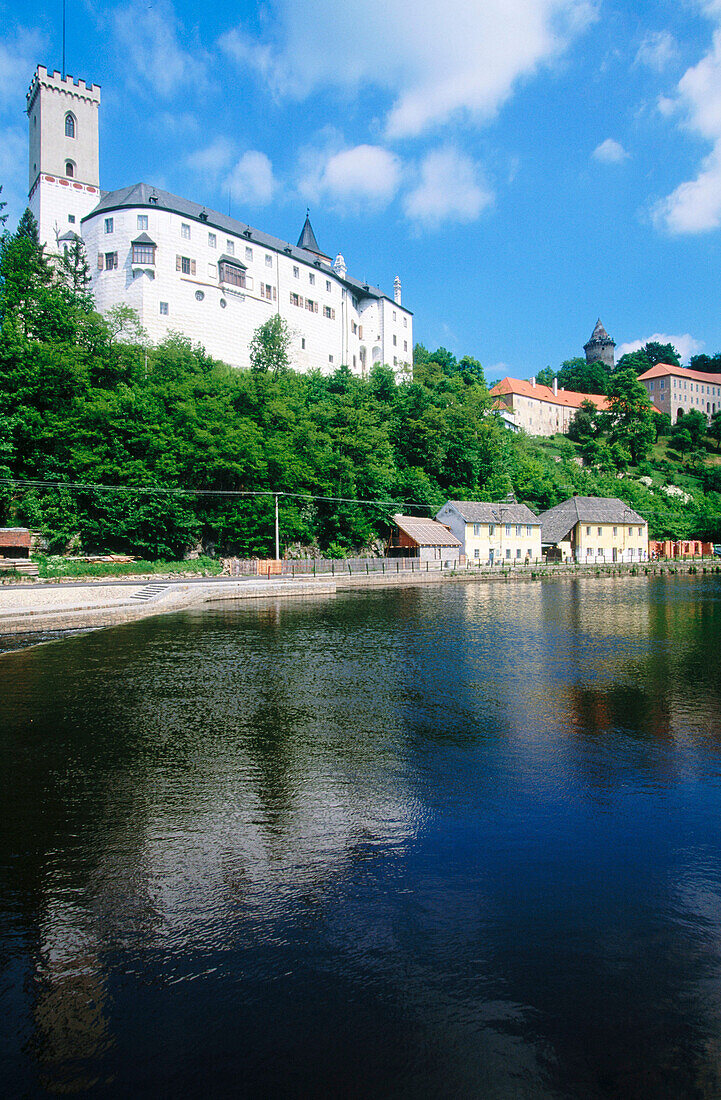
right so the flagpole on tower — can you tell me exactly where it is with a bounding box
[62,0,66,78]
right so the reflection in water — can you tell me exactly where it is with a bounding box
[2,577,721,1096]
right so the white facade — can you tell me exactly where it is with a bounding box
[26,65,412,376]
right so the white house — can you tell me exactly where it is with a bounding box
[435,500,542,564]
[26,65,413,376]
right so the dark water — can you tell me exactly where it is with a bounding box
[3,577,721,1098]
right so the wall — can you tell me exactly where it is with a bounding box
[642,372,721,424]
[573,522,648,562]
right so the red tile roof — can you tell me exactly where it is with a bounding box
[638,362,721,385]
[490,377,608,411]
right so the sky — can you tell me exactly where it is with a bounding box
[1,0,721,380]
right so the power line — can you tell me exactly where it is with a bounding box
[0,478,434,512]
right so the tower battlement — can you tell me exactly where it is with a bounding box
[27,65,101,112]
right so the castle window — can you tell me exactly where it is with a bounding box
[290,292,301,307]
[65,160,75,178]
[105,251,118,269]
[306,298,318,313]
[393,335,397,346]
[403,317,407,327]
[68,215,76,224]
[309,272,315,285]
[245,246,253,261]
[265,254,272,267]
[133,243,155,265]
[329,355,334,364]
[65,112,76,138]
[160,302,169,315]
[323,305,335,320]
[226,240,235,254]
[326,280,332,292]
[137,215,148,231]
[181,223,191,240]
[218,260,245,287]
[293,266,299,278]
[301,338,306,349]
[105,218,113,234]
[208,233,216,248]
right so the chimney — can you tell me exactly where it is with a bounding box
[553,378,558,395]
[394,275,402,305]
[531,376,536,388]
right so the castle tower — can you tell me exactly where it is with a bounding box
[27,65,101,251]
[584,318,615,369]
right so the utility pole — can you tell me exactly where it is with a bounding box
[274,494,280,560]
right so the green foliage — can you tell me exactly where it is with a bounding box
[535,367,555,387]
[36,555,222,578]
[617,341,681,376]
[606,370,655,464]
[557,357,609,394]
[567,399,601,442]
[672,408,706,450]
[249,313,291,377]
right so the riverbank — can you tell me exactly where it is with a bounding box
[0,558,717,644]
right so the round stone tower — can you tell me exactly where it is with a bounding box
[584,319,616,369]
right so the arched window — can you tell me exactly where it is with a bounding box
[65,160,75,178]
[65,112,76,138]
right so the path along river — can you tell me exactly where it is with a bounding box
[2,575,721,1098]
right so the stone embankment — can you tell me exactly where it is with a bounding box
[0,559,717,641]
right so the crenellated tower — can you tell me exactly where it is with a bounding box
[584,318,615,370]
[27,65,101,251]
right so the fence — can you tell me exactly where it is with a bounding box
[225,556,461,577]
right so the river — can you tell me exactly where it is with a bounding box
[2,575,721,1098]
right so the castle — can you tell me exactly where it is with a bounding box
[26,65,413,375]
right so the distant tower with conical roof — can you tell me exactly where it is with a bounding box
[584,319,616,369]
[296,210,330,262]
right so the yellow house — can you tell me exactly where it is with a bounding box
[538,496,648,563]
[435,500,543,564]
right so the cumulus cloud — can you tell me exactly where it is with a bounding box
[220,0,595,138]
[636,31,678,71]
[617,333,703,364]
[592,138,629,163]
[187,137,235,174]
[226,151,276,205]
[404,147,493,228]
[653,8,721,233]
[113,0,209,98]
[300,144,401,209]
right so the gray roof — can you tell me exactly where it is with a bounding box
[297,213,322,255]
[131,231,156,245]
[537,496,646,545]
[82,182,411,311]
[392,515,462,547]
[440,500,540,525]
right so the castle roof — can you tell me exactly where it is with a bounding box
[585,318,615,347]
[638,362,721,386]
[297,213,323,256]
[83,183,412,312]
[537,497,647,545]
[491,377,609,411]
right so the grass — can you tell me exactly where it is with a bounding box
[35,556,223,579]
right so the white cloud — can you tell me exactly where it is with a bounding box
[404,147,493,228]
[220,0,596,138]
[0,28,46,101]
[113,0,209,98]
[187,137,235,174]
[636,31,678,71]
[300,145,401,209]
[226,151,276,206]
[617,333,703,364]
[592,138,629,163]
[653,9,721,233]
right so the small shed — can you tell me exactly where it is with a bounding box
[0,528,31,559]
[386,515,463,562]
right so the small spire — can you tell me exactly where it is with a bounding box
[297,211,321,255]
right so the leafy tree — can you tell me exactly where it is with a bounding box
[672,408,706,450]
[567,399,601,442]
[556,356,609,394]
[654,412,672,439]
[690,352,721,375]
[535,367,555,387]
[606,369,655,464]
[644,341,681,369]
[249,314,291,377]
[0,185,6,228]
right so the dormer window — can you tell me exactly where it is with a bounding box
[65,160,75,178]
[65,112,76,138]
[132,233,156,266]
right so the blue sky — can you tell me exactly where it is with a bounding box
[2,0,721,379]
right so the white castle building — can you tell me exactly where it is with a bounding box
[27,65,413,375]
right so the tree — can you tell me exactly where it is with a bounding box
[567,399,600,442]
[690,352,721,375]
[710,410,721,452]
[535,367,555,387]
[249,314,291,377]
[606,369,655,464]
[556,357,609,394]
[58,236,92,296]
[0,185,6,229]
[644,341,681,369]
[653,412,672,439]
[672,408,706,450]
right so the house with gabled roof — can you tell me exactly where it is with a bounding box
[637,363,721,425]
[386,515,463,562]
[538,496,648,563]
[435,500,542,564]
